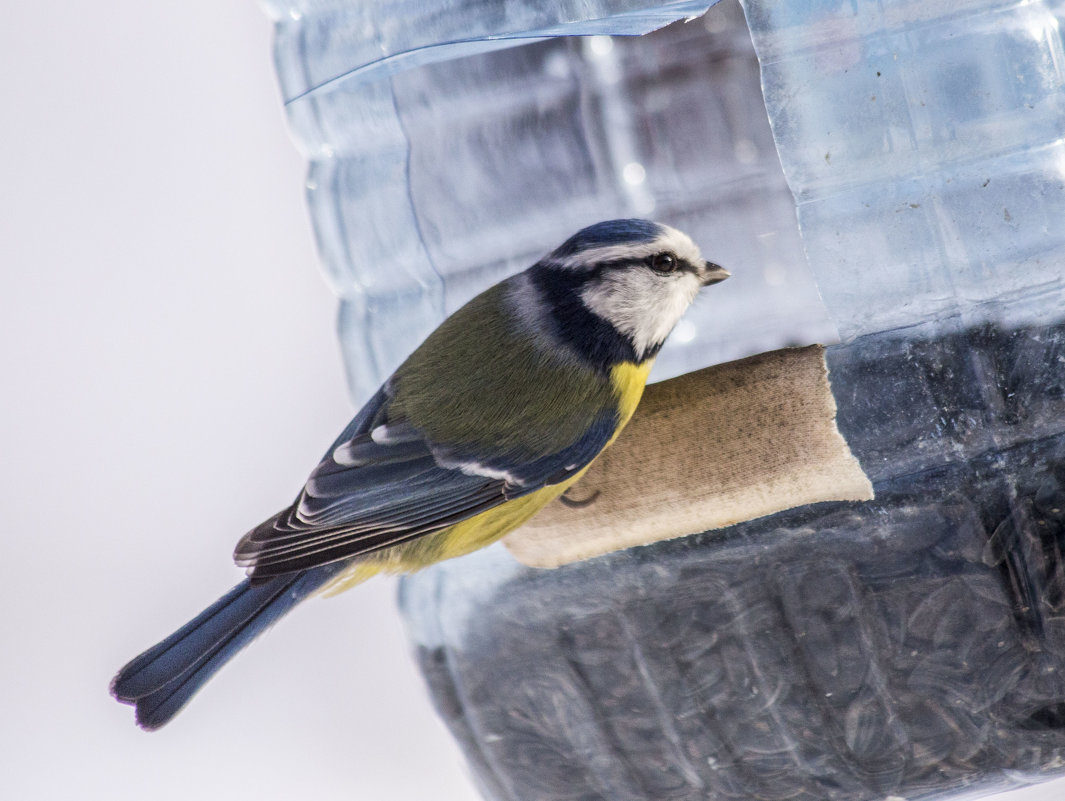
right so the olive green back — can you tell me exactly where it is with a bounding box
[388,280,618,459]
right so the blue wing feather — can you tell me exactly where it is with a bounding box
[235,392,620,578]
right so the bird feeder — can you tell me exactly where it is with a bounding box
[267,0,1065,799]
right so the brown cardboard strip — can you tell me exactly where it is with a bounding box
[505,345,874,568]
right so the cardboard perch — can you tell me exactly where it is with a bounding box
[504,345,874,568]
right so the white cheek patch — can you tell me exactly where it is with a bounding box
[581,268,702,358]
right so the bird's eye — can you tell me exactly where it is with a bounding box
[650,253,678,274]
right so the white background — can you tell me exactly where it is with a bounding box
[1,3,475,800]
[2,3,1064,801]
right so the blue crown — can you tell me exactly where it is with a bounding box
[550,219,662,260]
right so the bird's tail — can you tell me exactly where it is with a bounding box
[110,567,334,730]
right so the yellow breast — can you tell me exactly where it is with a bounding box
[609,358,655,435]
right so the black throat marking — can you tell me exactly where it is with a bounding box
[529,262,660,373]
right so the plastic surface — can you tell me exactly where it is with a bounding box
[266,0,1065,798]
[390,0,1065,798]
[270,0,834,404]
[742,0,1065,340]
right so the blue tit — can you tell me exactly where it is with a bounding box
[111,218,729,729]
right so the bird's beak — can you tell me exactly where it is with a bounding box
[700,261,731,286]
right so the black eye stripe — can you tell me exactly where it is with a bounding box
[544,254,700,280]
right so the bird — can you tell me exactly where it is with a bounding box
[110,218,730,730]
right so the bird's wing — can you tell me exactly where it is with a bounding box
[233,390,618,579]
[236,277,627,579]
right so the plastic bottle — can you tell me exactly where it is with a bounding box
[269,0,1065,798]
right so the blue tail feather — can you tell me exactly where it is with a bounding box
[111,566,339,730]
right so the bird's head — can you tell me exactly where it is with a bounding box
[523,219,729,369]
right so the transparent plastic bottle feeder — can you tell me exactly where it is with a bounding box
[268,0,1065,799]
